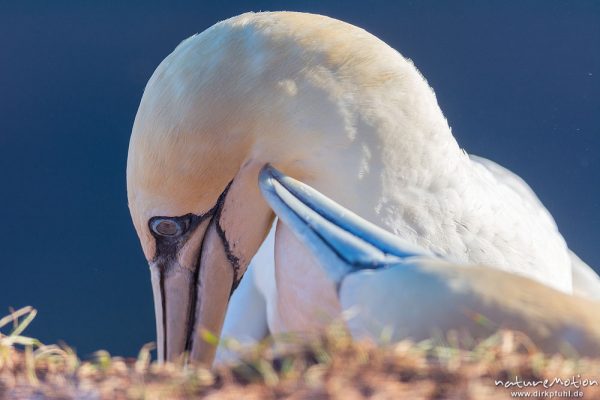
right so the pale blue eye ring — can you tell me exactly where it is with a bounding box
[151,218,183,237]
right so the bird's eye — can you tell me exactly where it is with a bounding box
[150,218,185,237]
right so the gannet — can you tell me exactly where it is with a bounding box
[126,11,599,364]
[260,165,600,356]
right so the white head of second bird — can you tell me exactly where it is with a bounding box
[127,12,572,364]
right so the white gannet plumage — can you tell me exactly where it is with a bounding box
[259,165,600,356]
[126,11,597,364]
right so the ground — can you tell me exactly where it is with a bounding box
[1,307,599,399]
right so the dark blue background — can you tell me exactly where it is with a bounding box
[1,1,598,357]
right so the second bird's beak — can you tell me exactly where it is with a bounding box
[258,165,428,285]
[150,217,235,365]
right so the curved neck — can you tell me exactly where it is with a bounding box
[250,57,463,237]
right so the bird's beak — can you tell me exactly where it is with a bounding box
[149,216,235,365]
[258,165,429,285]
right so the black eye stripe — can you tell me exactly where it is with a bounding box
[148,212,212,261]
[148,180,234,241]
[148,180,234,262]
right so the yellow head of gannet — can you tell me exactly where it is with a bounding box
[127,11,577,364]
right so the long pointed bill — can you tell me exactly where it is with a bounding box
[258,165,430,285]
[150,218,234,365]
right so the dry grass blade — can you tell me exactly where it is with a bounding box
[0,307,42,353]
[0,306,34,330]
[135,342,155,373]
